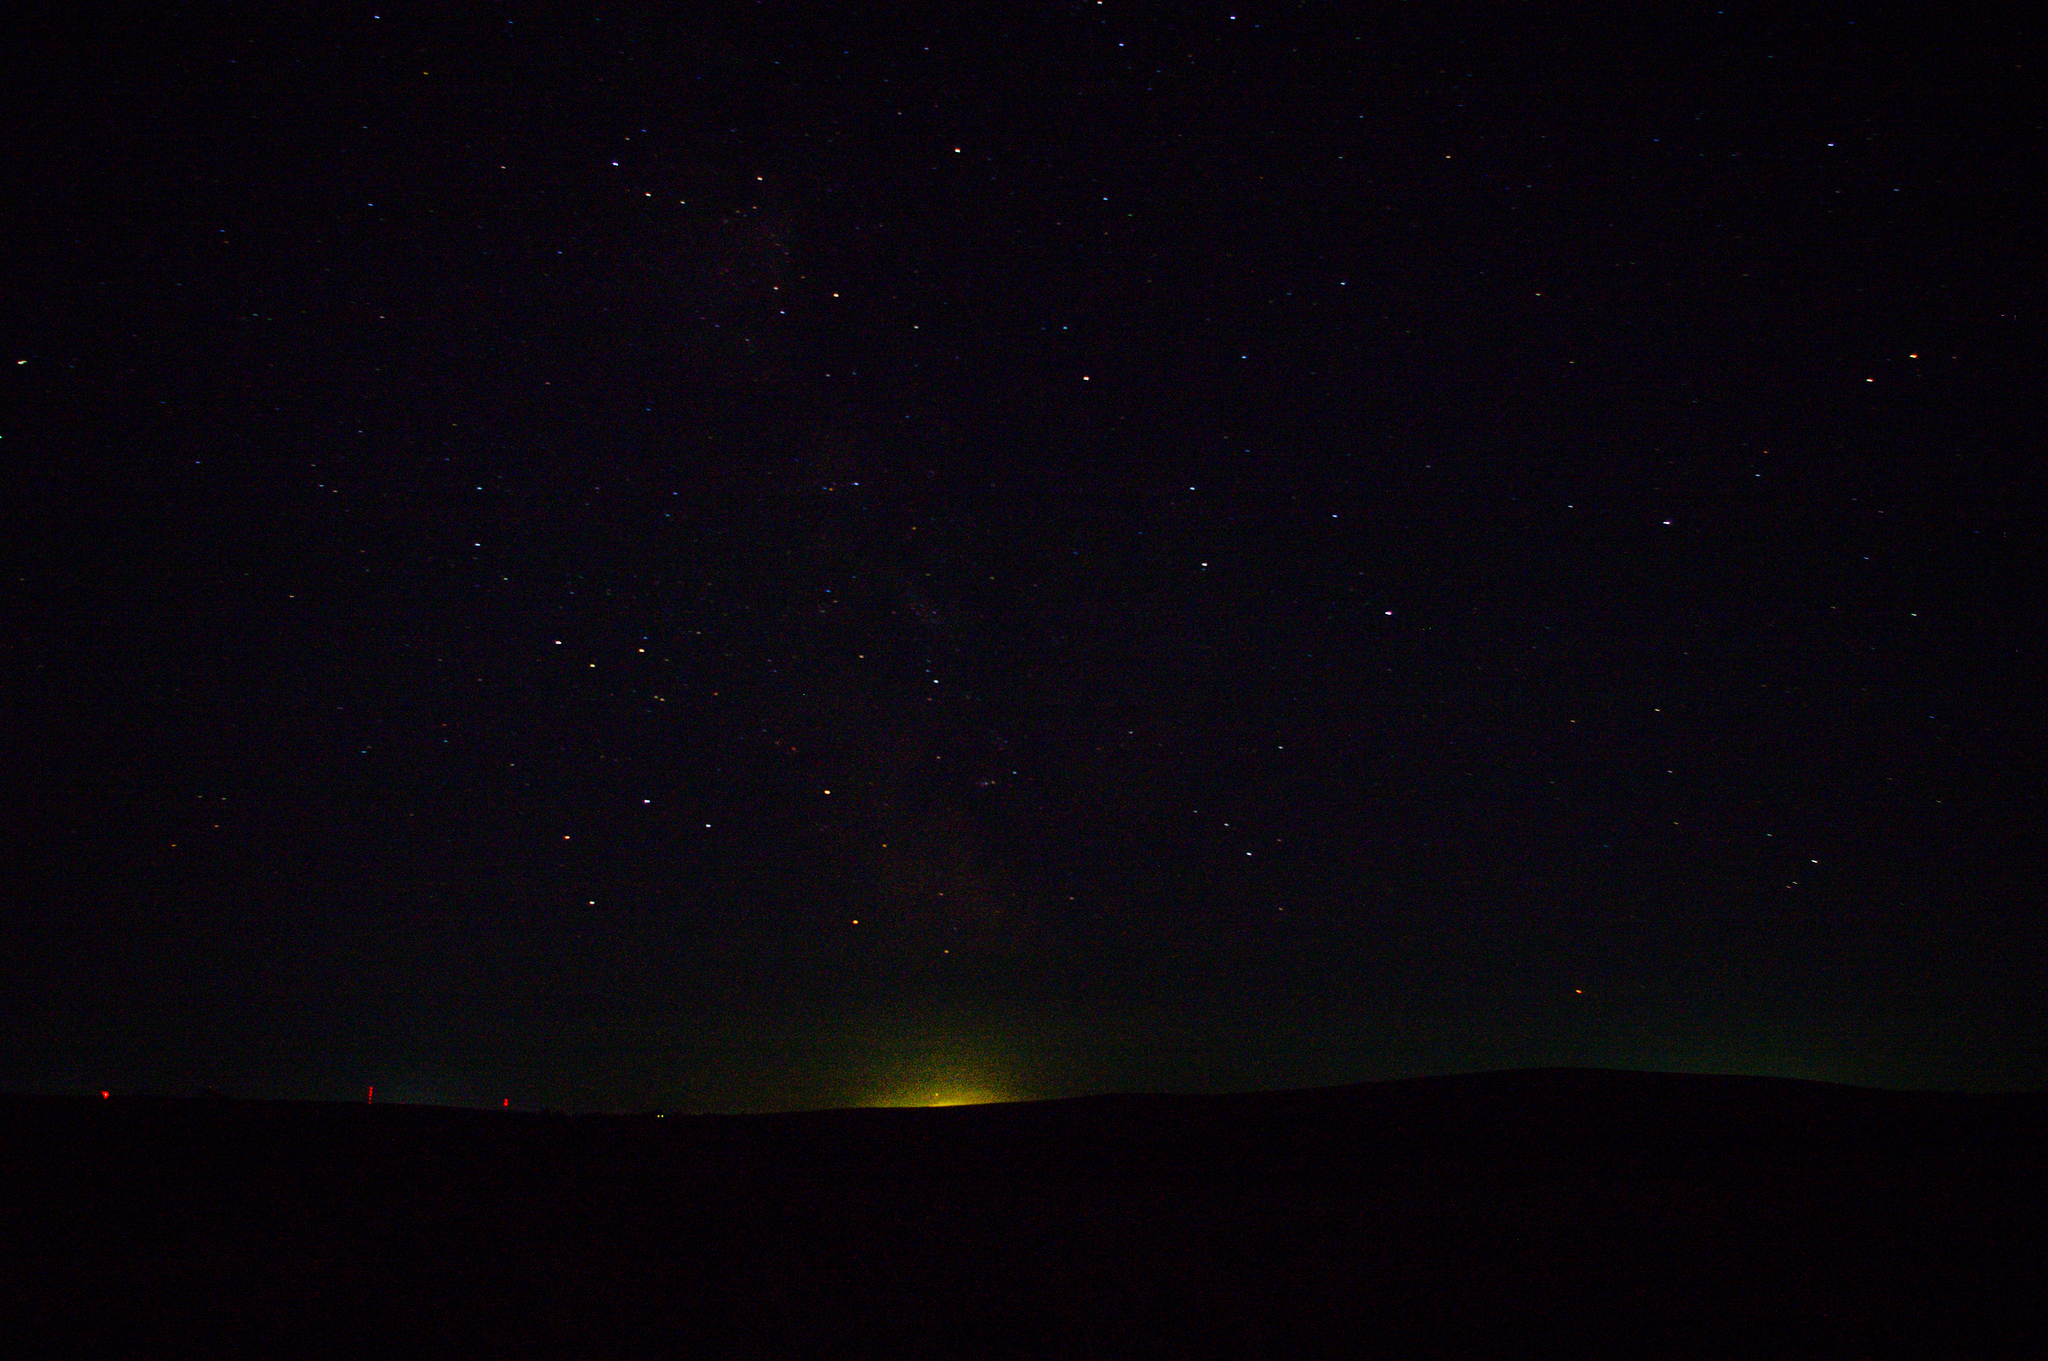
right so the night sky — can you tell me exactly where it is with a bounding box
[4,5,2039,1111]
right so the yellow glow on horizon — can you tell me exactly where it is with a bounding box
[850,1031,1020,1110]
[865,1084,1009,1109]
[922,1087,1007,1107]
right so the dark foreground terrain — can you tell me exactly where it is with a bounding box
[5,1070,2044,1358]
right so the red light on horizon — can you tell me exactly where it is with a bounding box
[503,1098,510,1107]
[367,1085,374,1104]
[101,1090,109,1100]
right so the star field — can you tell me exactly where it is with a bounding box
[1,4,2038,1109]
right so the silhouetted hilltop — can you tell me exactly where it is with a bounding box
[10,1066,2043,1155]
[771,1066,2048,1148]
[4,1070,2044,1357]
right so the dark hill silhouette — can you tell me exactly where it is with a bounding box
[5,1070,2044,1357]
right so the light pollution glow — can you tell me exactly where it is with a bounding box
[856,1041,1016,1108]
[866,1086,1010,1108]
